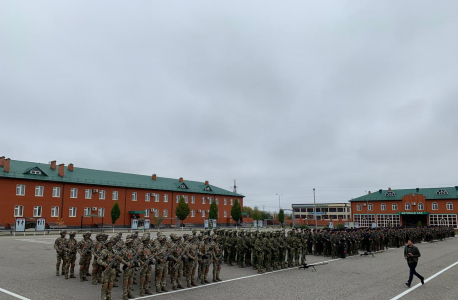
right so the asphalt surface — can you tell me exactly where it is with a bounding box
[0,233,457,300]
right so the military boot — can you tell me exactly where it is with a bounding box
[144,287,152,295]
[161,281,168,292]
[56,266,60,276]
[106,289,112,300]
[127,288,135,298]
[101,289,108,300]
[61,267,65,275]
[122,287,128,300]
[139,283,145,296]
[187,279,192,288]
[70,272,76,279]
[65,272,69,280]
[216,274,222,281]
[80,273,84,282]
[213,274,217,282]
[204,275,210,284]
[92,276,98,285]
[191,278,198,286]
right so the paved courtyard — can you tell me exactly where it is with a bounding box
[0,233,457,300]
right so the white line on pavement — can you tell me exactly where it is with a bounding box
[15,239,54,244]
[389,260,458,300]
[0,287,31,300]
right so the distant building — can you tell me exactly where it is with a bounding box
[350,187,458,228]
[0,156,243,228]
[292,203,351,227]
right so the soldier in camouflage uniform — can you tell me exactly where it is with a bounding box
[263,232,273,272]
[64,231,78,279]
[237,230,246,268]
[253,232,264,274]
[251,231,259,270]
[211,234,223,281]
[278,231,287,268]
[120,238,138,300]
[300,230,307,263]
[97,237,122,300]
[138,234,154,296]
[77,231,93,282]
[286,231,295,267]
[54,230,67,276]
[185,234,199,287]
[200,235,212,283]
[155,235,169,293]
[169,233,185,290]
[245,231,253,267]
[92,233,105,285]
[226,231,236,266]
[271,231,280,270]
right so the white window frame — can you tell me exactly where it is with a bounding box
[14,205,24,217]
[16,184,25,196]
[98,207,105,217]
[216,198,219,205]
[447,202,453,210]
[154,209,159,217]
[191,210,195,217]
[35,186,44,197]
[70,188,78,198]
[112,191,118,200]
[357,204,362,211]
[51,206,59,217]
[418,202,424,210]
[185,196,188,203]
[224,211,227,217]
[405,203,411,210]
[85,189,92,199]
[84,207,91,216]
[392,203,398,210]
[432,202,438,210]
[69,207,77,217]
[163,209,168,217]
[52,187,61,198]
[230,199,233,205]
[368,203,373,211]
[224,198,227,205]
[145,193,150,202]
[99,190,106,200]
[202,210,205,217]
[144,209,149,217]
[132,192,137,201]
[164,194,168,202]
[209,197,212,205]
[202,197,206,204]
[381,203,386,211]
[176,195,180,203]
[155,194,159,202]
[191,196,195,204]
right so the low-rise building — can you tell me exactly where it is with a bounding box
[292,203,351,227]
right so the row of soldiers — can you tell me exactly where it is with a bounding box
[54,230,224,300]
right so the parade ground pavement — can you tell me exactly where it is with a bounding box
[0,233,457,300]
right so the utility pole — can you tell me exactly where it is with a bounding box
[276,194,282,211]
[313,188,317,231]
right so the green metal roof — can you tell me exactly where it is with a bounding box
[349,187,458,202]
[0,159,244,197]
[129,211,145,214]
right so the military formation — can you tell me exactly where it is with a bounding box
[53,226,454,300]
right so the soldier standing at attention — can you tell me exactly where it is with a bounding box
[155,235,169,293]
[169,234,185,290]
[120,238,137,300]
[254,232,264,274]
[64,231,78,279]
[211,234,223,282]
[185,234,199,287]
[54,230,67,276]
[138,234,153,296]
[92,233,105,285]
[77,231,93,282]
[98,237,122,300]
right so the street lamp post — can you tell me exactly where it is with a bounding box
[276,194,282,211]
[313,188,317,231]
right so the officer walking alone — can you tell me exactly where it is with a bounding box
[404,239,425,288]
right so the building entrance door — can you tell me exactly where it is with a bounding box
[401,214,427,226]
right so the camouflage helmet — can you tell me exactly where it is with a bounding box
[83,231,92,237]
[212,235,219,240]
[142,233,150,242]
[107,237,117,244]
[191,229,197,236]
[69,231,77,236]
[125,238,133,244]
[60,230,67,235]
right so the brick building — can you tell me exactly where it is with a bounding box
[350,187,458,228]
[292,203,351,227]
[0,157,243,228]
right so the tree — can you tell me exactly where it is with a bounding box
[335,222,345,229]
[152,215,165,231]
[111,203,121,231]
[209,201,218,220]
[175,196,190,227]
[278,209,285,227]
[252,206,261,221]
[242,206,253,218]
[260,210,272,220]
[231,199,242,227]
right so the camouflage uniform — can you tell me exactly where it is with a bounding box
[54,230,67,276]
[155,236,169,293]
[138,233,154,296]
[254,233,264,274]
[211,235,223,281]
[199,235,212,283]
[120,239,138,300]
[169,233,185,290]
[185,235,199,287]
[64,231,78,279]
[92,233,106,285]
[97,237,121,300]
[77,231,93,282]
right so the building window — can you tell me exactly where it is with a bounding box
[84,207,91,216]
[155,194,159,202]
[35,186,44,197]
[52,187,61,198]
[185,196,188,203]
[132,192,137,201]
[357,204,362,211]
[381,203,386,211]
[145,209,149,218]
[145,193,150,202]
[437,189,449,195]
[112,191,118,200]
[392,203,398,210]
[230,199,233,205]
[154,209,159,217]
[209,197,212,205]
[70,188,78,198]
[202,210,205,217]
[51,206,59,217]
[405,203,411,210]
[163,209,168,217]
[447,202,453,210]
[429,214,458,228]
[191,210,195,217]
[14,205,24,217]
[216,198,219,205]
[376,214,401,227]
[385,191,396,196]
[224,198,227,205]
[224,211,227,217]
[99,190,105,200]
[191,196,195,204]
[164,194,168,202]
[202,197,206,204]
[176,195,180,203]
[432,202,438,210]
[98,207,105,217]
[16,184,26,196]
[418,202,424,210]
[69,207,77,217]
[368,203,373,211]
[84,189,91,199]
[353,214,376,227]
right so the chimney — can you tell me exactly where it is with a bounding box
[50,160,56,170]
[416,188,419,192]
[388,187,391,191]
[68,163,74,171]
[179,177,183,183]
[152,174,157,181]
[368,191,371,194]
[205,180,209,185]
[0,156,5,167]
[58,164,65,177]
[4,158,10,173]
[379,189,382,194]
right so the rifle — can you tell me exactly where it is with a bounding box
[298,262,328,272]
[140,254,156,271]
[125,252,140,269]
[67,243,78,255]
[102,247,121,274]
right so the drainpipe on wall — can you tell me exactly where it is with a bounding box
[124,188,128,228]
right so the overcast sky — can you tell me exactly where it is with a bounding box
[2,1,458,213]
